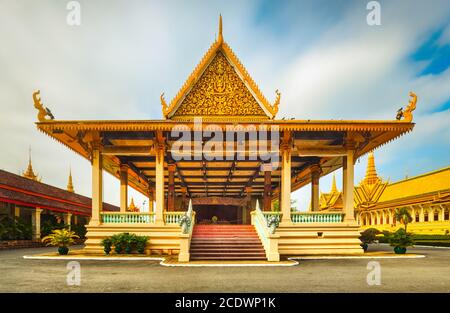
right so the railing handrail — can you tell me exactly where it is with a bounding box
[100,212,155,215]
[291,212,344,223]
[291,212,344,215]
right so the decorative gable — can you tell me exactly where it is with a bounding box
[161,15,280,121]
[172,52,267,118]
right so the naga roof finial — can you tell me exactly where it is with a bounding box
[160,92,169,118]
[218,14,223,44]
[33,90,55,122]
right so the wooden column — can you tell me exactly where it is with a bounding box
[31,208,42,240]
[262,163,272,211]
[119,164,129,213]
[310,164,321,212]
[90,145,103,225]
[155,142,165,224]
[342,145,355,222]
[180,187,188,211]
[280,133,292,225]
[167,163,176,212]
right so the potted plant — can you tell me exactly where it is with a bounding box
[111,233,124,254]
[124,233,137,254]
[42,228,79,255]
[359,228,380,252]
[389,228,414,254]
[136,236,149,254]
[101,237,112,255]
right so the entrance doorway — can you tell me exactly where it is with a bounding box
[194,205,242,224]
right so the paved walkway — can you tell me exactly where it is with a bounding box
[0,244,449,292]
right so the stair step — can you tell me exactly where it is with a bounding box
[190,225,266,261]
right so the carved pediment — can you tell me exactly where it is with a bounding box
[172,52,267,119]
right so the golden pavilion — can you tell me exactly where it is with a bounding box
[33,16,418,261]
[319,152,450,235]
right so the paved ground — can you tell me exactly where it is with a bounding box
[0,244,449,292]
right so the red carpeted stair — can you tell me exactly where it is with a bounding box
[190,225,267,260]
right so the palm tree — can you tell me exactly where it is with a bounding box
[394,207,413,232]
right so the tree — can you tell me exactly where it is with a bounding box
[394,207,413,233]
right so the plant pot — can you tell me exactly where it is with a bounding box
[394,246,407,254]
[58,246,69,255]
[114,245,123,254]
[104,247,111,255]
[124,246,132,254]
[361,243,368,252]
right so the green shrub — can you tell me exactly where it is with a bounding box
[388,228,415,250]
[107,233,148,255]
[0,217,32,240]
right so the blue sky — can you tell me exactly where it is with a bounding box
[0,0,449,210]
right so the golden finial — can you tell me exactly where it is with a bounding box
[330,174,338,193]
[67,168,74,193]
[396,92,417,122]
[128,197,139,212]
[218,14,223,44]
[271,89,281,118]
[23,147,40,181]
[364,152,381,185]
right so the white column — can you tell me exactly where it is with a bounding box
[342,150,355,222]
[119,164,129,213]
[90,146,103,225]
[280,143,292,225]
[155,144,165,224]
[419,206,424,222]
[440,205,446,222]
[31,208,42,240]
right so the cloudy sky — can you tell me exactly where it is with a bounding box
[1,0,449,211]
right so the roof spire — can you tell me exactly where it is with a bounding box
[23,147,40,181]
[364,152,380,185]
[67,167,74,193]
[218,14,223,43]
[331,173,338,193]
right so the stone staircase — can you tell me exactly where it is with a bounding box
[190,225,266,260]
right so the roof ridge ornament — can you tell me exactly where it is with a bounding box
[33,90,55,122]
[218,14,223,44]
[396,92,417,122]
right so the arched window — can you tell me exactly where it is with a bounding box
[434,210,439,221]
[415,213,419,222]
[445,209,449,221]
[424,212,429,222]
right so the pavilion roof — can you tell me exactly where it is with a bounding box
[0,169,119,216]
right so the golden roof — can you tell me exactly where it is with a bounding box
[378,166,450,203]
[160,15,280,120]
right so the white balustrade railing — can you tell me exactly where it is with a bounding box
[251,201,280,261]
[291,212,344,223]
[164,212,186,224]
[100,212,155,224]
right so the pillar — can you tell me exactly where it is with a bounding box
[155,143,165,224]
[419,206,424,222]
[429,207,435,222]
[410,207,415,223]
[310,164,321,212]
[31,208,42,241]
[262,163,272,211]
[167,163,176,212]
[119,164,129,213]
[440,205,445,222]
[90,146,103,225]
[14,206,20,218]
[342,147,355,222]
[64,212,72,230]
[280,138,292,225]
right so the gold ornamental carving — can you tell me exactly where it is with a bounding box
[172,52,267,117]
